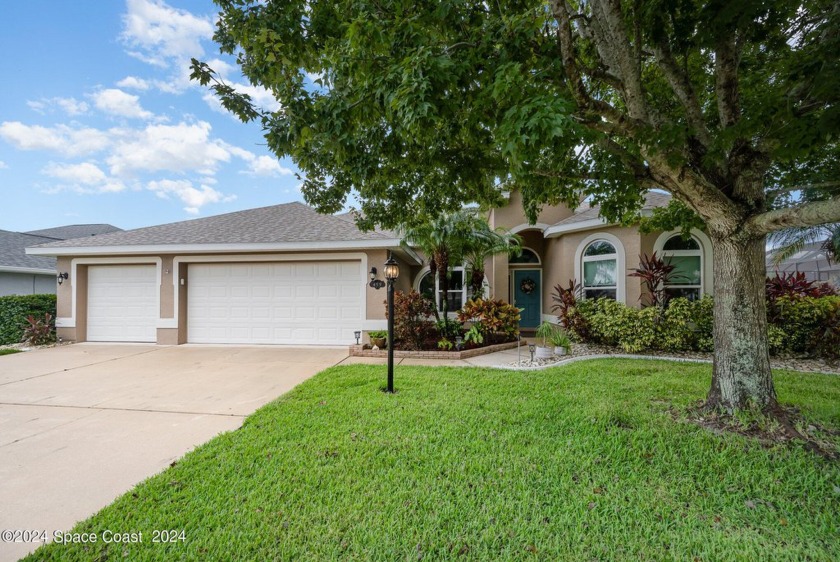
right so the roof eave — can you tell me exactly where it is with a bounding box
[0,266,56,275]
[26,239,423,264]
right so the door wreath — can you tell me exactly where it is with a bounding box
[519,277,536,295]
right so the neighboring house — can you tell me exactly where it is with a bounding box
[27,194,713,345]
[0,225,122,297]
[766,241,840,287]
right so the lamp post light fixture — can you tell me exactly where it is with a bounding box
[455,335,463,351]
[384,255,400,393]
[528,343,536,363]
[354,331,361,345]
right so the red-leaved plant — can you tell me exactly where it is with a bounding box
[21,313,55,346]
[385,290,437,350]
[629,252,684,308]
[550,279,590,339]
[765,271,837,301]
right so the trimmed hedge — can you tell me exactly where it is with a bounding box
[568,295,839,358]
[0,294,57,345]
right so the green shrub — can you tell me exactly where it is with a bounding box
[772,295,840,355]
[0,294,57,345]
[569,296,713,354]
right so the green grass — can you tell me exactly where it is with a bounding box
[28,360,840,561]
[0,348,21,356]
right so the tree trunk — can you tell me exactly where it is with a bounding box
[706,235,777,412]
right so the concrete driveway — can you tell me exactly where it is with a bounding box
[0,344,347,561]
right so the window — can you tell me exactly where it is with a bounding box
[662,235,702,300]
[509,248,540,264]
[582,240,618,300]
[416,268,466,312]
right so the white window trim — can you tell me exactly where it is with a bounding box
[413,265,468,314]
[573,233,626,303]
[653,229,713,296]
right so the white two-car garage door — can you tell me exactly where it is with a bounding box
[87,265,158,342]
[187,261,363,345]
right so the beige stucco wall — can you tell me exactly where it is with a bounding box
[490,190,576,230]
[542,226,646,313]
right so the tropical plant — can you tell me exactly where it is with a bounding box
[535,321,559,349]
[629,253,685,308]
[195,1,840,413]
[549,329,571,350]
[21,313,54,346]
[550,280,588,338]
[765,271,837,302]
[456,298,521,342]
[464,228,522,298]
[398,211,489,319]
[387,290,436,351]
[463,324,484,346]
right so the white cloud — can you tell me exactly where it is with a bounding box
[106,121,231,176]
[0,160,7,169]
[27,97,89,116]
[0,122,110,157]
[202,82,282,115]
[42,162,126,193]
[146,178,235,214]
[116,76,151,90]
[121,0,213,67]
[92,88,154,120]
[245,155,292,177]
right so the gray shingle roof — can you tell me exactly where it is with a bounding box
[25,224,122,239]
[551,191,672,228]
[31,202,394,249]
[0,230,57,271]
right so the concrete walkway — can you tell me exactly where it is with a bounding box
[0,344,347,561]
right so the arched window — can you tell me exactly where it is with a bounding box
[582,240,618,300]
[509,248,540,264]
[415,267,466,312]
[662,235,702,300]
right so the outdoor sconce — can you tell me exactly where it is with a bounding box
[528,344,536,362]
[369,267,385,290]
[455,335,463,351]
[57,272,69,285]
[354,331,361,345]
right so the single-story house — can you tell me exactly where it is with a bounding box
[1,224,122,296]
[27,193,713,345]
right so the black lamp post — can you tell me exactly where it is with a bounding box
[383,255,400,392]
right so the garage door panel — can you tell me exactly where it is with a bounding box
[188,261,362,345]
[87,265,158,343]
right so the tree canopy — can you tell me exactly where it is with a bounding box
[194,0,840,413]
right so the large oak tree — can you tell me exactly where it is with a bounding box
[193,0,840,413]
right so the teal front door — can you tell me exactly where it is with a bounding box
[513,269,541,328]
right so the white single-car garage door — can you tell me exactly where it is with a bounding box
[87,265,158,342]
[187,261,363,345]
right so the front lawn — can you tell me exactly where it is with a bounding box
[28,360,840,561]
[0,348,21,356]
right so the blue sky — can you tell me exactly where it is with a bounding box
[0,0,305,232]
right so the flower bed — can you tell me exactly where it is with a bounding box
[350,340,523,360]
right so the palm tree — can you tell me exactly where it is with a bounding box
[400,211,519,319]
[768,223,840,266]
[464,227,522,298]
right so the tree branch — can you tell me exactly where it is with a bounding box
[653,41,713,149]
[745,197,840,236]
[714,35,741,129]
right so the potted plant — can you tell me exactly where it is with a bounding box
[368,330,388,349]
[550,329,572,356]
[534,321,558,359]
